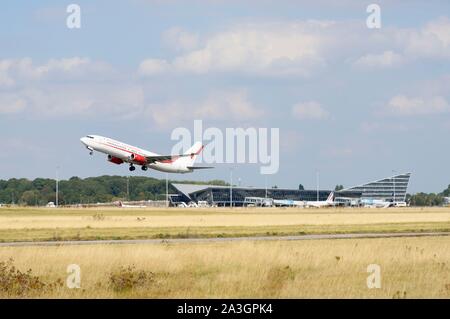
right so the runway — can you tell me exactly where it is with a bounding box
[0,231,449,247]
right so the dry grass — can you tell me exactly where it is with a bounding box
[0,236,448,298]
[1,211,449,229]
[0,206,448,298]
[0,207,449,242]
[0,223,449,243]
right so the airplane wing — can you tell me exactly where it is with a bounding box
[145,154,191,164]
[145,143,205,164]
[187,166,214,170]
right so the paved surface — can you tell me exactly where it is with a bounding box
[0,232,449,247]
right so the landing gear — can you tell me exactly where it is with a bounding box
[141,165,148,171]
[86,146,94,155]
[129,165,136,172]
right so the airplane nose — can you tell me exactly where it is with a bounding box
[80,137,87,145]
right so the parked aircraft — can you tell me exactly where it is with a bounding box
[360,199,407,208]
[273,199,305,207]
[305,192,334,208]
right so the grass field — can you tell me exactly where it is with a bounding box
[0,207,449,298]
[0,236,448,298]
[0,206,449,242]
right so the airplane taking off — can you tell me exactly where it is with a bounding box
[305,192,334,208]
[80,135,212,174]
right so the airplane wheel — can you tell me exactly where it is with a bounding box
[141,166,148,171]
[129,165,135,172]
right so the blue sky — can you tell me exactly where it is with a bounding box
[1,0,450,193]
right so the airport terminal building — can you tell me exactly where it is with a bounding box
[170,173,411,207]
[341,173,411,203]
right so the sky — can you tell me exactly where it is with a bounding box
[1,0,450,193]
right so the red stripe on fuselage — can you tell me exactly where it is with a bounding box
[159,157,178,164]
[98,141,147,161]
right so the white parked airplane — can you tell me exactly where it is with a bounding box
[273,199,305,207]
[305,192,334,208]
[116,201,147,208]
[360,199,391,208]
[360,198,400,208]
[80,135,212,173]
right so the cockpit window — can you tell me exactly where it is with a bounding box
[86,135,94,139]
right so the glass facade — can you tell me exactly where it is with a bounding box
[171,173,411,206]
[342,173,411,202]
[204,188,333,206]
[171,183,361,206]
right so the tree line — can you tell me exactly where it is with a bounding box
[0,176,449,206]
[0,176,228,206]
[406,186,450,206]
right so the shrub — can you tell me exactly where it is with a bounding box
[0,258,63,297]
[109,265,155,292]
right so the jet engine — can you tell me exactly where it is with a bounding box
[129,153,147,165]
[107,155,124,164]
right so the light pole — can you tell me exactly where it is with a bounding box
[166,173,169,207]
[56,166,59,207]
[392,170,396,204]
[229,167,233,208]
[316,171,319,202]
[265,175,268,199]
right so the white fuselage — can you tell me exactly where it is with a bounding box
[305,200,333,208]
[305,192,334,208]
[80,135,193,173]
[273,199,305,207]
[360,198,395,208]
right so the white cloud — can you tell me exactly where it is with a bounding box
[352,17,450,68]
[148,90,264,128]
[173,22,325,75]
[404,17,450,59]
[143,21,334,77]
[0,57,139,118]
[137,17,450,77]
[18,84,145,117]
[163,27,199,51]
[138,58,171,76]
[0,57,113,87]
[292,101,329,120]
[385,95,449,116]
[0,57,265,125]
[353,51,404,69]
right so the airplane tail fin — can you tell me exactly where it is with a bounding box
[177,142,204,167]
[327,192,334,202]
